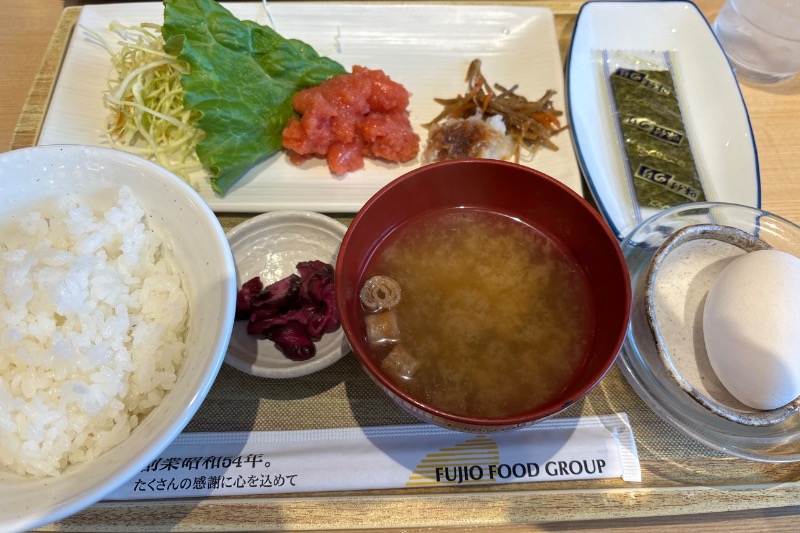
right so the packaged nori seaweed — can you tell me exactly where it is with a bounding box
[603,51,705,213]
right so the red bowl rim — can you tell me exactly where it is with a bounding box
[337,159,632,427]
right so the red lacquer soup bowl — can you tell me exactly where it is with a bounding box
[336,159,631,432]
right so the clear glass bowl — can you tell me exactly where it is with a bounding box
[619,202,800,462]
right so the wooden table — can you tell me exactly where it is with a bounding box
[3,1,800,531]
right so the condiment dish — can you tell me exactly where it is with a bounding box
[225,211,349,378]
[620,202,800,462]
[643,223,800,426]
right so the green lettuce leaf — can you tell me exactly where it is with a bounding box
[162,0,346,195]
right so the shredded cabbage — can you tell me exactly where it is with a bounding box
[102,22,204,185]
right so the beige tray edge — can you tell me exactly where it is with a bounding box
[20,3,800,531]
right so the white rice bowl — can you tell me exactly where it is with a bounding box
[0,146,236,532]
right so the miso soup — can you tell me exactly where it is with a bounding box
[361,208,595,419]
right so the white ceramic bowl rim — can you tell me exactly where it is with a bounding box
[0,145,237,531]
[225,210,349,378]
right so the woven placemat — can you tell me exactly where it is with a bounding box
[186,349,701,455]
[208,215,727,477]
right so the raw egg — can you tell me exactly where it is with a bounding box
[703,249,800,410]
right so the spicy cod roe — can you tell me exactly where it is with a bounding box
[282,66,420,175]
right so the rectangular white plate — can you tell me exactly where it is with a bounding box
[566,0,760,240]
[39,2,581,213]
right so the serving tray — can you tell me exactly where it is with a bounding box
[13,3,800,531]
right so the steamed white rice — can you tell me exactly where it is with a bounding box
[0,186,188,477]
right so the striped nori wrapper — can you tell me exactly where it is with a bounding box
[608,64,705,210]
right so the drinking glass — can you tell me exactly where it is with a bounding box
[713,0,800,84]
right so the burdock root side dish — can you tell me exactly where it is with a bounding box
[424,59,567,164]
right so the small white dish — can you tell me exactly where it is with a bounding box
[225,211,349,378]
[620,202,800,462]
[643,223,800,426]
[566,0,760,239]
